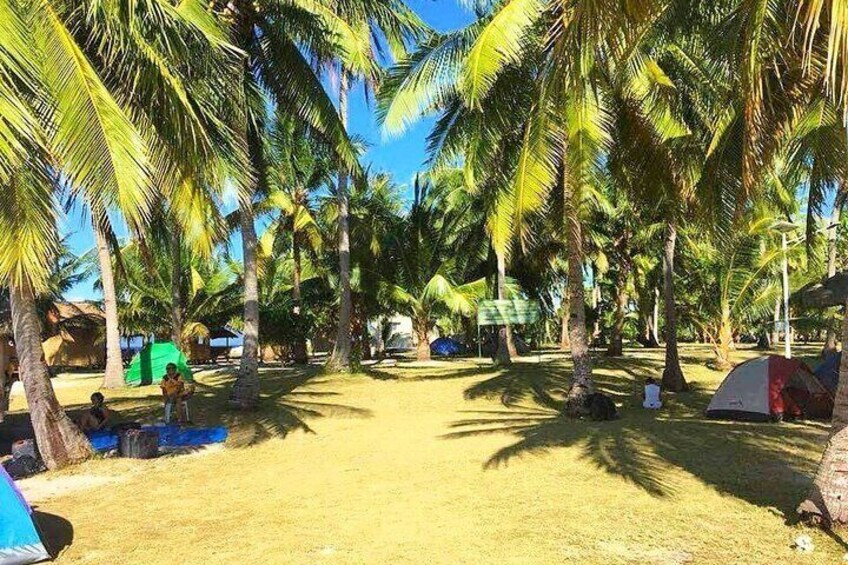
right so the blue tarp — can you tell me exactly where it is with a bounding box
[0,465,49,564]
[87,425,228,452]
[430,337,465,356]
[815,351,840,393]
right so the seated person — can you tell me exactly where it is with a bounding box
[161,363,187,424]
[78,392,111,432]
[4,357,18,403]
[6,357,18,380]
[642,377,663,409]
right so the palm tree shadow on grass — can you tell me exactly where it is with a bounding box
[443,407,672,497]
[214,367,373,448]
[175,367,371,447]
[462,355,657,409]
[364,363,499,382]
[450,357,828,518]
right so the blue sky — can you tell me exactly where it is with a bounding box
[337,0,477,185]
[63,1,474,301]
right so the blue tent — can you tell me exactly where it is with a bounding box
[0,466,49,564]
[815,351,841,393]
[430,337,465,356]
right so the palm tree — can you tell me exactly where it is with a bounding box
[786,2,848,524]
[379,178,487,361]
[87,212,126,388]
[823,183,846,353]
[222,0,365,405]
[262,117,331,363]
[591,194,641,357]
[788,99,848,353]
[380,0,669,413]
[682,215,788,368]
[0,0,243,468]
[324,0,428,372]
[90,168,231,388]
[110,241,241,344]
[255,228,326,360]
[326,70,356,371]
[347,172,406,358]
[319,169,406,359]
[632,254,663,348]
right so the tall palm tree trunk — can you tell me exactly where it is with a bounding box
[495,250,512,365]
[714,304,733,370]
[661,220,687,391]
[328,72,352,372]
[559,281,570,350]
[505,325,518,357]
[799,295,848,526]
[414,317,430,362]
[607,263,630,356]
[652,287,661,346]
[562,160,593,416]
[291,232,308,364]
[591,281,601,343]
[230,115,262,409]
[608,287,627,356]
[231,199,260,408]
[169,225,183,349]
[92,216,124,389]
[824,185,845,355]
[501,252,518,358]
[10,279,93,469]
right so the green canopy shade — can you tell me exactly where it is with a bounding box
[125,341,192,386]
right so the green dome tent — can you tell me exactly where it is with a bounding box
[125,341,192,386]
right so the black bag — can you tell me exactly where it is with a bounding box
[3,454,46,479]
[118,428,159,459]
[586,393,618,421]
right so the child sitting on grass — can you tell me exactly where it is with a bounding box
[78,392,111,432]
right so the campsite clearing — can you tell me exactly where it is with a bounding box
[3,345,844,564]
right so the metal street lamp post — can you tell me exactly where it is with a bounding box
[781,232,791,358]
[772,221,798,359]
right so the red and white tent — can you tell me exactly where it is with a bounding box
[706,355,833,421]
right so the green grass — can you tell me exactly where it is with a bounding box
[5,344,845,564]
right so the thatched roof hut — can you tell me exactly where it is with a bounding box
[42,301,105,369]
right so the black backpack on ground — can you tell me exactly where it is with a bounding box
[3,454,46,479]
[585,393,618,421]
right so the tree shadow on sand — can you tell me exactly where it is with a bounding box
[447,355,828,519]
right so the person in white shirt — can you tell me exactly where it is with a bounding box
[643,377,662,409]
